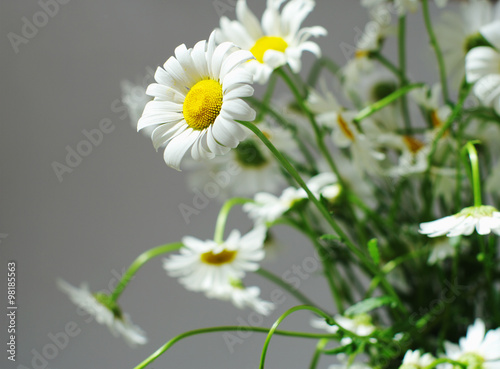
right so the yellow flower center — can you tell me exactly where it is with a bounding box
[183,79,223,130]
[337,114,355,141]
[200,249,237,265]
[250,36,288,63]
[403,135,425,154]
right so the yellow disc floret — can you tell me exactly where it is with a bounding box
[250,36,288,63]
[200,249,237,265]
[183,79,223,130]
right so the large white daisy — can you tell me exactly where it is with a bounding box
[444,319,500,369]
[138,31,256,170]
[216,0,327,84]
[163,226,266,294]
[57,279,147,347]
[419,205,500,238]
[466,20,500,115]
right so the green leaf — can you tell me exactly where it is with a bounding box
[367,238,380,265]
[345,296,396,317]
[320,234,342,241]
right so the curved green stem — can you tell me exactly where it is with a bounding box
[354,83,424,123]
[462,142,482,207]
[256,268,323,311]
[214,197,253,244]
[259,305,334,369]
[110,242,183,302]
[422,0,449,103]
[238,120,408,317]
[133,326,339,369]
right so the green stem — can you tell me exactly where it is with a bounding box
[214,197,253,244]
[256,72,278,122]
[256,268,323,310]
[133,326,339,369]
[259,305,334,369]
[238,120,408,316]
[463,142,482,207]
[354,83,424,123]
[398,16,412,133]
[309,339,329,369]
[423,358,467,369]
[110,242,183,302]
[371,52,402,80]
[422,0,450,103]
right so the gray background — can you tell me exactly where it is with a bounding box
[1,1,445,368]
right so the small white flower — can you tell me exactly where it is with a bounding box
[243,186,307,225]
[466,20,500,115]
[419,205,500,237]
[427,236,461,265]
[57,279,147,347]
[206,284,275,315]
[311,313,376,337]
[216,0,327,84]
[164,226,266,294]
[138,31,256,170]
[306,172,342,202]
[400,350,435,369]
[378,133,430,177]
[444,318,500,369]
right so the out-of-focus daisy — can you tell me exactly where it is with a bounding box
[120,74,154,137]
[419,205,500,237]
[466,20,500,115]
[378,133,430,177]
[163,227,266,294]
[444,318,500,369]
[427,236,461,265]
[399,350,435,369]
[206,283,274,315]
[306,172,342,203]
[138,31,256,170]
[216,0,327,84]
[436,0,500,83]
[311,313,376,337]
[363,0,447,14]
[307,86,384,176]
[57,279,147,347]
[243,187,307,225]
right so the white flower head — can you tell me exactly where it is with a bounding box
[427,236,461,265]
[311,313,376,337]
[164,226,266,294]
[444,318,500,369]
[400,350,435,369]
[57,279,147,347]
[466,20,500,115]
[419,205,500,238]
[378,133,430,177]
[206,283,275,315]
[243,186,307,225]
[306,172,342,202]
[139,31,256,170]
[216,0,327,84]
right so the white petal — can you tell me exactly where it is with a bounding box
[236,0,263,40]
[162,129,200,170]
[480,20,500,50]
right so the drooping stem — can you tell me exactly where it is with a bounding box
[422,0,449,103]
[110,242,183,302]
[462,142,482,207]
[213,197,253,244]
[259,305,334,369]
[133,326,339,369]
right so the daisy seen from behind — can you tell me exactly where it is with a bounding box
[57,279,147,347]
[216,0,327,84]
[138,31,256,170]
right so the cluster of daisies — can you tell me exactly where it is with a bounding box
[59,0,500,367]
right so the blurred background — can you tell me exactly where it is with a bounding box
[1,1,449,368]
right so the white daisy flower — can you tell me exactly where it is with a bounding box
[419,205,500,238]
[378,133,430,177]
[57,279,147,347]
[311,313,376,337]
[206,283,275,315]
[306,172,342,203]
[399,350,435,369]
[216,0,327,84]
[243,186,307,225]
[466,20,500,115]
[307,87,384,176]
[436,0,500,83]
[444,318,500,369]
[163,226,266,294]
[138,31,256,170]
[427,236,461,265]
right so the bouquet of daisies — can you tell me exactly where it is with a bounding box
[59,0,500,368]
